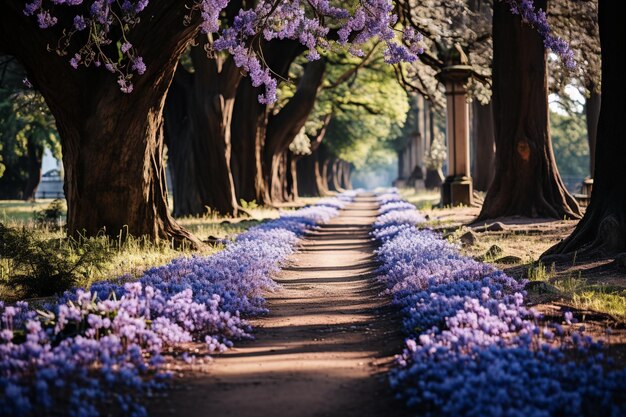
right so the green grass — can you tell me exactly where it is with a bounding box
[398,188,441,210]
[0,228,214,300]
[526,262,626,321]
[0,199,65,224]
[555,276,626,321]
[572,290,626,320]
[528,262,556,282]
[0,199,287,301]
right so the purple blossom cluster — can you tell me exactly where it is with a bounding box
[372,190,626,416]
[210,0,423,103]
[0,192,354,416]
[23,0,423,100]
[503,0,576,69]
[24,0,149,93]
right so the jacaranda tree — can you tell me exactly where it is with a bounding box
[0,0,422,244]
[545,0,626,259]
[477,0,582,221]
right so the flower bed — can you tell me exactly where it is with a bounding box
[0,192,354,417]
[373,190,626,417]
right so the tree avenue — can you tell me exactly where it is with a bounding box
[0,0,421,244]
[0,0,603,250]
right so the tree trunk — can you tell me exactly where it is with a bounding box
[340,161,352,190]
[585,86,601,178]
[164,41,241,217]
[0,2,202,246]
[331,159,344,192]
[471,100,496,191]
[295,114,332,197]
[326,156,338,192]
[265,59,327,203]
[316,156,331,196]
[544,0,626,258]
[231,80,269,205]
[272,151,294,203]
[289,153,300,201]
[22,136,44,201]
[231,40,306,205]
[321,157,333,193]
[297,152,319,196]
[477,0,581,221]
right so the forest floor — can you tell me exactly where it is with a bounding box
[422,204,626,365]
[149,194,409,417]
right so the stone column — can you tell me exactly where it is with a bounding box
[437,65,473,206]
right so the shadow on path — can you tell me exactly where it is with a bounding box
[150,195,408,417]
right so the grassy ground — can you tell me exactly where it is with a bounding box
[0,198,309,301]
[395,188,626,324]
[398,188,441,210]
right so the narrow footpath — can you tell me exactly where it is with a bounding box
[152,194,408,417]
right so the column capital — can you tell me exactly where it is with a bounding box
[436,65,474,85]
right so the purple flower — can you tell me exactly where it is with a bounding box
[131,56,146,75]
[372,189,626,415]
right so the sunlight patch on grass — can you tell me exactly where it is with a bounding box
[0,199,66,224]
[398,187,440,210]
[528,262,556,282]
[0,199,284,301]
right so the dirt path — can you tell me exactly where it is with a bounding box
[151,194,408,417]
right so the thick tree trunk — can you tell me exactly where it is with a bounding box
[265,59,326,203]
[471,101,495,191]
[271,151,294,203]
[477,0,581,221]
[585,86,601,178]
[165,42,241,217]
[295,114,332,197]
[22,136,43,201]
[322,160,332,193]
[326,156,338,192]
[331,159,344,192]
[289,153,300,201]
[231,80,269,205]
[297,152,319,196]
[544,0,626,258]
[340,161,352,190]
[231,40,305,205]
[316,157,331,196]
[0,2,202,246]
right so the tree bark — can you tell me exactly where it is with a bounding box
[477,0,581,221]
[0,2,202,246]
[231,40,305,205]
[326,156,337,192]
[321,153,334,194]
[297,152,318,196]
[331,159,344,192]
[317,159,332,195]
[471,100,495,191]
[296,114,332,197]
[585,86,601,178]
[544,0,626,258]
[164,40,241,217]
[230,80,269,205]
[289,152,299,201]
[265,59,327,203]
[340,161,352,190]
[316,156,331,196]
[22,136,44,201]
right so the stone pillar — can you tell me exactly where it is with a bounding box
[437,65,473,206]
